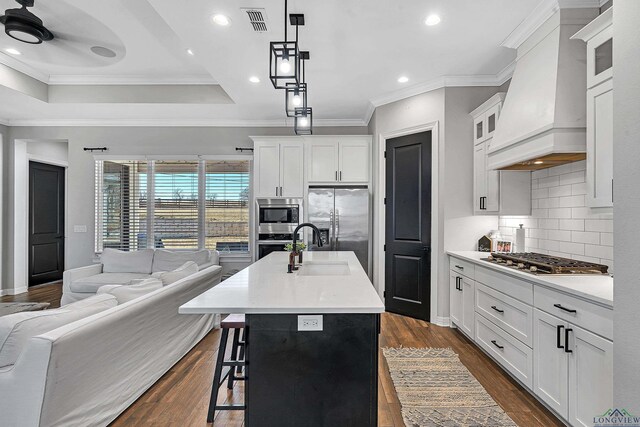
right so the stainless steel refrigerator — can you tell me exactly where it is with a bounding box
[307,187,371,275]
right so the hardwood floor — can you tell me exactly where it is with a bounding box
[2,283,563,427]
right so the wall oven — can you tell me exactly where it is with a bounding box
[255,199,302,261]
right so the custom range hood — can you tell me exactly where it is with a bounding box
[487,6,599,171]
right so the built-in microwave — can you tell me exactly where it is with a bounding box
[257,199,301,226]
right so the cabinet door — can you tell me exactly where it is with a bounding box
[568,325,613,427]
[586,79,613,208]
[449,272,462,327]
[279,142,304,198]
[473,114,486,144]
[308,141,338,183]
[460,277,475,338]
[255,142,281,197]
[485,104,501,139]
[533,309,569,419]
[474,143,487,213]
[485,142,500,213]
[339,140,369,183]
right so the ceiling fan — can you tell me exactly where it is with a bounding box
[0,0,54,44]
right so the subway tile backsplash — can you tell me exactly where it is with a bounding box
[500,160,614,272]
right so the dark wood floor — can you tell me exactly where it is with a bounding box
[2,283,563,427]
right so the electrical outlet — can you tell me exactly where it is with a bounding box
[298,315,323,331]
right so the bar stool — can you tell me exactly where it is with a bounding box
[207,313,246,423]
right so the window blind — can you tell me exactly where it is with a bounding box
[153,161,200,249]
[205,160,250,253]
[95,160,148,252]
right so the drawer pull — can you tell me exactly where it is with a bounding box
[455,265,464,270]
[554,303,577,314]
[491,340,504,350]
[564,328,573,353]
[491,305,504,314]
[556,325,565,349]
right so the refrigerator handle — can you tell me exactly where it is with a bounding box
[335,209,340,250]
[329,210,335,249]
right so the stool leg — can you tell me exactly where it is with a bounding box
[237,328,246,375]
[227,328,241,389]
[208,328,229,423]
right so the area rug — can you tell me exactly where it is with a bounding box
[382,347,517,427]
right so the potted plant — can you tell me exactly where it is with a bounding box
[285,242,307,264]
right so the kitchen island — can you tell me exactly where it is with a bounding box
[180,251,384,427]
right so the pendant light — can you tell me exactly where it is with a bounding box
[286,51,308,117]
[294,107,313,135]
[269,0,300,89]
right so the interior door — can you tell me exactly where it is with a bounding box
[384,131,432,321]
[29,162,65,286]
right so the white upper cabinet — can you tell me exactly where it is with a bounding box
[572,8,613,90]
[253,138,304,198]
[308,136,370,184]
[472,93,504,145]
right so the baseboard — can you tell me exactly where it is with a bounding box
[433,316,451,327]
[4,286,28,296]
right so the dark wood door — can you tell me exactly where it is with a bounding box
[29,162,65,286]
[384,131,432,321]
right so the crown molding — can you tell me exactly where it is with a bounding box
[0,118,10,126]
[4,117,367,127]
[0,54,49,83]
[47,74,218,85]
[363,102,376,126]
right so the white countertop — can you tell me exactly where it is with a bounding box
[180,251,385,314]
[447,251,613,308]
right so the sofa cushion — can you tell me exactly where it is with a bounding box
[0,294,117,368]
[70,273,150,293]
[152,261,199,285]
[96,278,163,304]
[101,249,154,274]
[151,249,210,273]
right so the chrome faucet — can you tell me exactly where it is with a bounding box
[288,223,323,272]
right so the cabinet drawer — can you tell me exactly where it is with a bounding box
[534,286,613,340]
[475,314,533,389]
[475,283,533,347]
[474,266,533,305]
[449,257,475,280]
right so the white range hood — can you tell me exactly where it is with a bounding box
[487,7,599,171]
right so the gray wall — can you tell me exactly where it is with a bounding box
[2,125,367,289]
[367,86,503,320]
[613,0,640,413]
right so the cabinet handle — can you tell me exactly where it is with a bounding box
[556,325,565,349]
[564,328,573,353]
[455,265,464,271]
[491,340,504,350]
[491,305,504,314]
[335,171,338,181]
[276,186,279,196]
[339,171,342,181]
[553,303,577,314]
[280,186,283,196]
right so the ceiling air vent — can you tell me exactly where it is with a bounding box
[241,8,268,32]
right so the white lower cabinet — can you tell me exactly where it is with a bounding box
[533,308,613,425]
[449,271,474,338]
[449,272,462,328]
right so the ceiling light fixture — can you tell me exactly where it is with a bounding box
[286,52,308,117]
[398,76,409,83]
[0,0,54,44]
[269,0,300,89]
[212,14,230,26]
[5,47,21,55]
[186,48,194,56]
[534,160,544,165]
[294,107,312,135]
[249,76,260,83]
[425,14,441,26]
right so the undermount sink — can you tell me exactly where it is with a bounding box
[297,261,351,276]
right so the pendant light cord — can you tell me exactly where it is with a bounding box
[284,0,288,42]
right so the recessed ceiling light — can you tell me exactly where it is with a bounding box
[90,46,117,58]
[4,47,21,55]
[534,160,544,165]
[212,14,231,26]
[398,76,409,83]
[425,14,441,26]
[186,49,194,56]
[249,76,260,83]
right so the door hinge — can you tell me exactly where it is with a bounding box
[383,291,386,298]
[383,244,386,251]
[384,151,387,158]
[384,197,386,204]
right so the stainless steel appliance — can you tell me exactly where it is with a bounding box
[307,187,370,274]
[255,199,302,261]
[483,252,609,275]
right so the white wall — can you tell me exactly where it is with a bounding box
[3,126,367,291]
[0,125,5,295]
[613,0,640,414]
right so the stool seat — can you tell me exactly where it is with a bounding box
[221,313,245,329]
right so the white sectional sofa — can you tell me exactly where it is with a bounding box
[0,262,223,427]
[62,248,219,305]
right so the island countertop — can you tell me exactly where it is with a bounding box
[179,251,385,314]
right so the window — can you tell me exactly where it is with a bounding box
[95,159,250,254]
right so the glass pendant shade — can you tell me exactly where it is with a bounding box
[285,83,307,117]
[269,41,300,89]
[294,107,312,135]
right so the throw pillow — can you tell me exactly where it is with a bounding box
[155,261,199,285]
[151,249,210,272]
[101,248,155,274]
[96,278,163,304]
[0,294,117,368]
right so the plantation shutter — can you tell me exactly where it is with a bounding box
[152,161,200,249]
[95,160,149,252]
[205,160,250,253]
